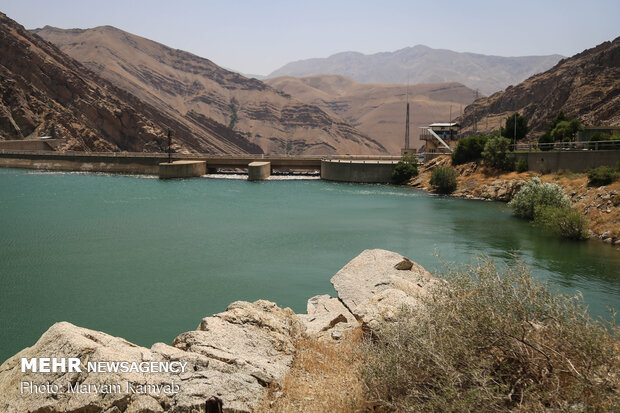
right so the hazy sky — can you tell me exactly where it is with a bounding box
[2,0,619,75]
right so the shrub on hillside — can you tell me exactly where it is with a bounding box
[482,136,515,170]
[516,157,528,173]
[587,166,617,187]
[451,135,488,165]
[534,205,589,240]
[508,177,570,220]
[391,155,418,184]
[430,166,457,194]
[361,259,619,412]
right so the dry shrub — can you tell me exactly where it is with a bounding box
[361,258,619,412]
[260,327,367,412]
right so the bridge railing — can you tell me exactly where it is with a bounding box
[510,140,620,152]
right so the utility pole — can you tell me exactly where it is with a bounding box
[513,113,517,147]
[167,129,172,164]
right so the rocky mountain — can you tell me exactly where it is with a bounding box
[34,26,386,155]
[0,13,262,153]
[266,75,476,153]
[457,37,620,136]
[267,45,564,96]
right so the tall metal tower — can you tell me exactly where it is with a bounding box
[404,86,410,149]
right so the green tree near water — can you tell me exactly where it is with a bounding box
[482,136,515,171]
[391,154,418,184]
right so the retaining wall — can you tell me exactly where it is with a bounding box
[515,151,620,173]
[321,160,397,183]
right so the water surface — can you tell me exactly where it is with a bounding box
[1,168,618,362]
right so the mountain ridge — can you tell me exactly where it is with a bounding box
[267,45,564,95]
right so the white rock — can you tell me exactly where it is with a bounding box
[331,249,436,330]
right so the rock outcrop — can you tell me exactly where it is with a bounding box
[0,300,303,413]
[330,249,435,331]
[0,250,437,411]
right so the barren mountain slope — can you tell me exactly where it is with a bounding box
[266,75,477,153]
[457,37,620,136]
[267,45,563,95]
[35,26,386,155]
[0,14,261,153]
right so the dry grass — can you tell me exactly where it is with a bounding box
[258,328,368,413]
[361,259,620,412]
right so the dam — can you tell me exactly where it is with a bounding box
[0,149,401,182]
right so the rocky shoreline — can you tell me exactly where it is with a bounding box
[0,249,434,413]
[408,156,620,247]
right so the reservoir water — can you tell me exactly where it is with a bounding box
[1,168,619,362]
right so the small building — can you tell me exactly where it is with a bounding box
[577,126,620,141]
[419,122,460,153]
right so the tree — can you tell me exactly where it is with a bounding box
[549,119,583,142]
[451,135,488,165]
[501,112,529,142]
[482,136,515,170]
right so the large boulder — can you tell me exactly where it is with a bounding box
[0,300,302,413]
[331,249,436,330]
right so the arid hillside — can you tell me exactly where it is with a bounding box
[266,75,476,153]
[457,37,620,136]
[35,26,386,155]
[0,13,263,153]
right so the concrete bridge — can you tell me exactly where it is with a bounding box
[0,150,401,182]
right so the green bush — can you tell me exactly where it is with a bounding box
[537,132,554,151]
[451,135,488,165]
[588,132,609,142]
[534,205,589,240]
[482,136,515,170]
[587,166,617,187]
[391,160,419,184]
[430,166,457,194]
[515,157,528,172]
[361,259,619,412]
[508,177,570,220]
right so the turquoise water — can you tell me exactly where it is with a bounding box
[0,168,618,363]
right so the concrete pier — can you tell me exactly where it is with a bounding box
[321,159,398,183]
[248,161,271,181]
[158,160,206,179]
